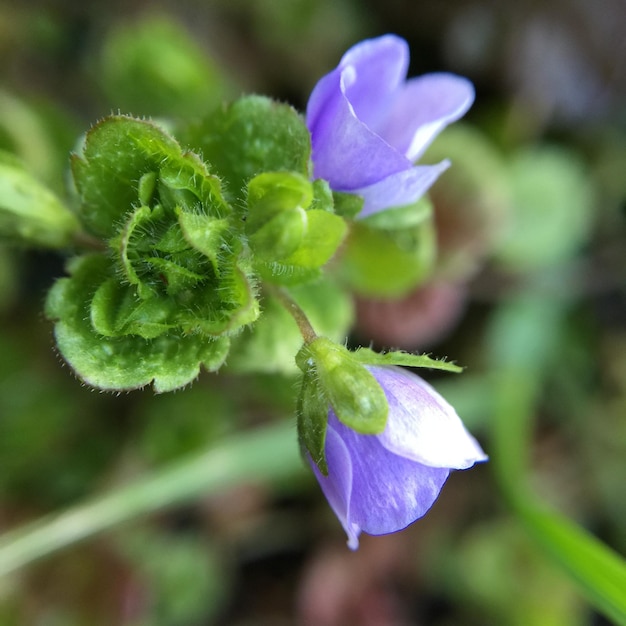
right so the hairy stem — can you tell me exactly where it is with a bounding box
[272,287,318,344]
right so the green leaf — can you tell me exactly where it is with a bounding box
[297,370,329,474]
[298,338,388,435]
[488,294,626,624]
[138,171,158,205]
[0,420,303,576]
[113,204,160,296]
[118,530,229,626]
[177,209,231,274]
[72,115,182,237]
[495,147,594,271]
[90,278,176,339]
[179,96,311,200]
[339,214,436,297]
[0,90,80,190]
[99,15,232,117]
[352,347,463,373]
[113,202,227,300]
[521,504,626,626]
[422,124,510,280]
[0,151,80,248]
[173,257,259,337]
[45,254,230,392]
[158,154,231,218]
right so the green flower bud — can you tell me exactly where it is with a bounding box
[246,172,312,261]
[248,207,307,261]
[296,337,388,435]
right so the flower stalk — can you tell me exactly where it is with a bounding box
[272,286,318,344]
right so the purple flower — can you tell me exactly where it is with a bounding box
[306,35,474,218]
[310,365,487,549]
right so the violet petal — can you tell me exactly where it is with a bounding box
[306,67,410,190]
[370,366,489,469]
[378,73,476,162]
[337,34,409,131]
[309,424,361,549]
[354,160,450,218]
[327,413,451,546]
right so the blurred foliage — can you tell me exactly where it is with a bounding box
[98,15,234,118]
[0,0,625,624]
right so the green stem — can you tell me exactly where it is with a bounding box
[272,287,318,344]
[71,229,107,252]
[0,420,304,577]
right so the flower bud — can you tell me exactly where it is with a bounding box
[297,337,389,436]
[308,365,487,549]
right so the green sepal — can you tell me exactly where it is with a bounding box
[246,171,313,231]
[296,337,388,435]
[249,176,346,284]
[339,205,436,297]
[246,171,311,260]
[45,254,230,392]
[310,179,335,213]
[297,370,329,474]
[0,151,80,248]
[361,196,432,230]
[71,115,182,237]
[256,209,347,286]
[332,190,364,219]
[352,347,463,373]
[249,207,307,261]
[179,95,311,201]
[282,210,346,267]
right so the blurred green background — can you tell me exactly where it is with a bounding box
[0,0,625,624]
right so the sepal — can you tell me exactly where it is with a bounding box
[332,190,364,219]
[227,279,353,374]
[352,347,463,373]
[339,198,436,297]
[297,370,329,474]
[248,173,347,285]
[296,337,388,435]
